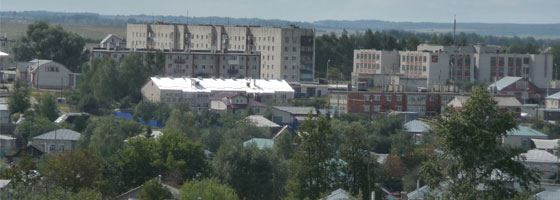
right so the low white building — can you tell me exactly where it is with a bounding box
[16,59,79,90]
[100,34,125,49]
[31,129,81,155]
[141,77,294,110]
[503,126,548,148]
[519,149,560,181]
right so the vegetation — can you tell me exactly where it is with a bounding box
[8,80,31,115]
[421,87,540,198]
[138,178,173,200]
[11,21,89,72]
[180,178,240,200]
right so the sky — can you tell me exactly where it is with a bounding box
[1,0,559,24]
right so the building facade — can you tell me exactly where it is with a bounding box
[126,23,315,82]
[16,59,79,90]
[92,49,261,79]
[141,77,294,110]
[352,44,554,90]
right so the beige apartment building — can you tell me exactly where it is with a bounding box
[126,23,315,82]
[352,44,554,90]
[92,49,261,78]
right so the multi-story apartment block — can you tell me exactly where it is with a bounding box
[92,49,261,79]
[352,44,554,90]
[141,77,294,110]
[126,23,315,82]
[351,50,400,87]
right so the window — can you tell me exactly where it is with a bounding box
[364,95,370,101]
[374,105,381,112]
[363,105,370,112]
[395,106,402,111]
[374,95,380,101]
[386,95,392,102]
[429,96,435,102]
[396,95,402,102]
[292,56,296,60]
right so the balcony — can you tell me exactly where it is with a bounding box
[174,59,186,64]
[227,69,239,75]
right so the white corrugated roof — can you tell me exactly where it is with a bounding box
[488,76,523,91]
[150,77,294,94]
[0,51,8,56]
[531,139,559,150]
[404,120,430,133]
[520,149,560,163]
[448,96,521,108]
[244,115,281,128]
[547,92,560,100]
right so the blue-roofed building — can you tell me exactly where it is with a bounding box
[243,138,275,150]
[503,126,548,148]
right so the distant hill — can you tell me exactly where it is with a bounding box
[1,10,559,38]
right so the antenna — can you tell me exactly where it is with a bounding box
[453,15,456,46]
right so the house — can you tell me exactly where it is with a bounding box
[244,115,282,133]
[0,179,11,193]
[519,149,560,181]
[100,34,125,49]
[503,126,548,148]
[545,92,560,109]
[54,112,90,124]
[114,178,180,200]
[243,138,275,150]
[141,77,294,109]
[321,188,356,200]
[531,139,559,155]
[447,95,522,113]
[6,144,44,163]
[0,134,16,157]
[210,92,268,115]
[270,106,317,124]
[16,59,79,90]
[31,129,81,155]
[488,76,542,104]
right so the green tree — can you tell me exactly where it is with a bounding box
[274,131,294,160]
[118,137,157,188]
[213,142,288,200]
[421,87,540,199]
[287,115,338,199]
[80,116,143,157]
[42,149,101,192]
[242,104,255,117]
[8,80,31,115]
[91,58,121,104]
[34,93,60,121]
[151,131,208,185]
[165,109,199,140]
[11,21,87,72]
[138,178,173,200]
[15,115,60,141]
[339,122,377,200]
[180,178,239,200]
[134,101,158,122]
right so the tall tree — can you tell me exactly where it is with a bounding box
[8,80,31,115]
[180,178,240,200]
[213,142,288,200]
[42,149,102,192]
[287,115,338,199]
[34,93,60,121]
[138,178,173,200]
[421,87,540,199]
[11,21,87,72]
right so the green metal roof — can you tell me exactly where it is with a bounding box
[243,138,275,149]
[507,126,547,137]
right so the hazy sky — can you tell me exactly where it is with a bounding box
[1,0,559,24]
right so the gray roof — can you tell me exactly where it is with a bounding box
[488,76,523,91]
[0,179,10,189]
[33,129,81,141]
[273,106,316,115]
[448,96,521,108]
[546,92,560,100]
[29,59,54,72]
[100,34,122,44]
[507,126,547,137]
[244,115,281,128]
[322,188,355,200]
[520,149,560,163]
[535,189,560,200]
[404,120,430,133]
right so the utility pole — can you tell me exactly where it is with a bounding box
[326,59,331,82]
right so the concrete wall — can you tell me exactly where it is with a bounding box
[31,139,77,155]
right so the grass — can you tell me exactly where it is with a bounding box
[0,20,126,41]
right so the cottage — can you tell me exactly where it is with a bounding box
[210,92,268,115]
[100,34,125,49]
[0,134,16,156]
[447,95,522,113]
[270,106,317,124]
[31,129,81,155]
[17,59,79,90]
[503,126,548,148]
[519,149,560,181]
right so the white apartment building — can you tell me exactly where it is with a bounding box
[141,77,295,110]
[91,49,261,79]
[351,50,400,87]
[126,23,315,82]
[352,44,554,90]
